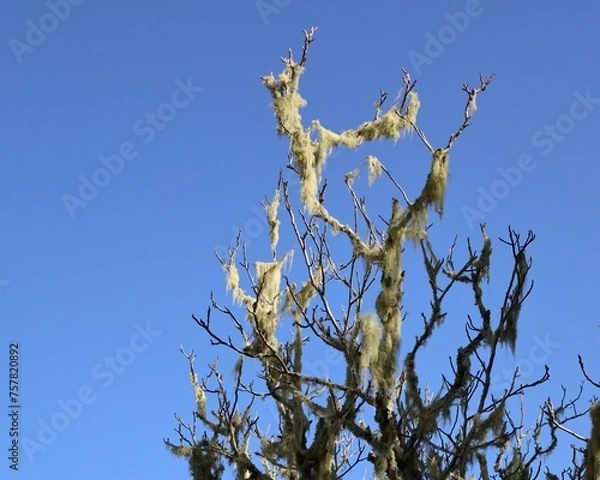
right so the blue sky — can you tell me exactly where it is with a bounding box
[1,1,599,478]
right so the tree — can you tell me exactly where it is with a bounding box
[165,29,599,480]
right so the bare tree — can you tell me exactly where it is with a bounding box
[165,29,599,480]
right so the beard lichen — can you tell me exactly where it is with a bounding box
[224,249,292,354]
[191,368,206,418]
[473,224,492,282]
[252,253,293,349]
[358,313,383,378]
[354,91,419,141]
[422,148,450,217]
[367,155,384,186]
[261,49,459,397]
[283,264,324,323]
[263,64,421,218]
[265,188,281,254]
[224,258,254,308]
[401,148,450,245]
[370,199,405,391]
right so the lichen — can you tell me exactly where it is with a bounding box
[252,253,293,348]
[367,155,383,186]
[358,313,382,376]
[422,148,450,217]
[265,188,281,254]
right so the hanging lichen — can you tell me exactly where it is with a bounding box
[250,252,293,351]
[261,38,457,402]
[474,224,492,281]
[263,68,420,218]
[405,90,421,124]
[224,257,254,308]
[587,402,600,480]
[190,366,206,418]
[404,206,429,245]
[345,167,360,186]
[367,155,384,186]
[422,148,450,217]
[400,148,450,245]
[372,199,405,391]
[358,313,383,378]
[265,188,281,254]
[262,62,307,136]
[350,90,419,142]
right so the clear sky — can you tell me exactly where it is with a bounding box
[1,1,599,479]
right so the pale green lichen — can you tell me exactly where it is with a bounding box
[262,48,457,397]
[405,90,420,124]
[474,224,492,281]
[284,264,323,323]
[224,246,292,353]
[252,253,293,348]
[263,67,420,218]
[190,368,206,418]
[262,62,307,136]
[372,199,405,390]
[367,155,383,186]
[401,149,450,245]
[358,313,382,375]
[224,259,254,308]
[265,188,281,254]
[422,148,450,217]
[345,167,360,186]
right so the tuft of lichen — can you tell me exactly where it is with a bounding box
[400,148,450,245]
[358,313,382,376]
[224,258,254,308]
[351,91,418,142]
[261,43,456,398]
[367,155,383,186]
[284,264,324,325]
[345,167,360,186]
[262,62,307,136]
[190,368,206,418]
[251,253,293,350]
[474,224,492,281]
[405,206,429,245]
[263,66,421,219]
[422,148,450,217]
[372,199,405,391]
[405,90,420,124]
[265,188,281,254]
